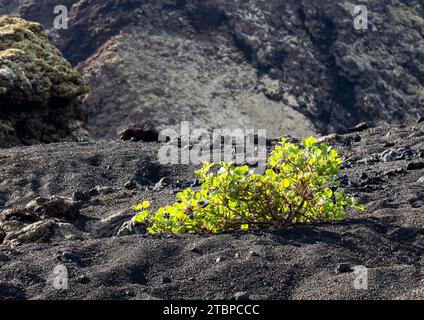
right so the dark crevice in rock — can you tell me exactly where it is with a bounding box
[186,3,226,33]
[231,33,254,64]
[297,7,362,132]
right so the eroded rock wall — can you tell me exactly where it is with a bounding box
[2,0,424,137]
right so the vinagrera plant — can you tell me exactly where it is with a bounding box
[134,137,364,234]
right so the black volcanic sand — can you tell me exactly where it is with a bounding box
[0,123,423,299]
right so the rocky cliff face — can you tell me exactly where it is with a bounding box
[0,17,89,148]
[2,0,423,139]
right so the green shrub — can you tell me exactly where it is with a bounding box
[134,137,364,234]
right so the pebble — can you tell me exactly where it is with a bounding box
[249,250,260,257]
[234,291,250,300]
[95,185,116,194]
[216,256,225,263]
[125,288,136,297]
[190,245,202,255]
[336,263,354,274]
[154,177,171,190]
[124,180,137,190]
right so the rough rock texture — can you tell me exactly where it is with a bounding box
[0,17,89,148]
[0,196,84,247]
[0,121,423,299]
[3,0,423,138]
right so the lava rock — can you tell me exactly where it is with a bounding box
[317,134,340,143]
[406,162,424,171]
[119,124,159,142]
[95,186,116,195]
[380,168,406,177]
[153,177,172,191]
[77,275,91,284]
[1,196,81,222]
[87,188,100,198]
[34,196,81,219]
[124,180,137,190]
[249,250,260,257]
[336,263,354,274]
[73,190,88,202]
[216,256,225,263]
[90,210,133,237]
[55,250,82,265]
[345,122,368,134]
[190,245,202,255]
[0,252,9,261]
[161,276,172,284]
[380,147,417,162]
[381,149,399,162]
[3,220,55,247]
[234,291,250,300]
[0,17,89,148]
[116,218,147,236]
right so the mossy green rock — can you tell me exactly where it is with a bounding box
[0,17,89,148]
[0,17,87,105]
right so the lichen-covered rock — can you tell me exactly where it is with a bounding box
[0,16,89,148]
[0,17,87,103]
